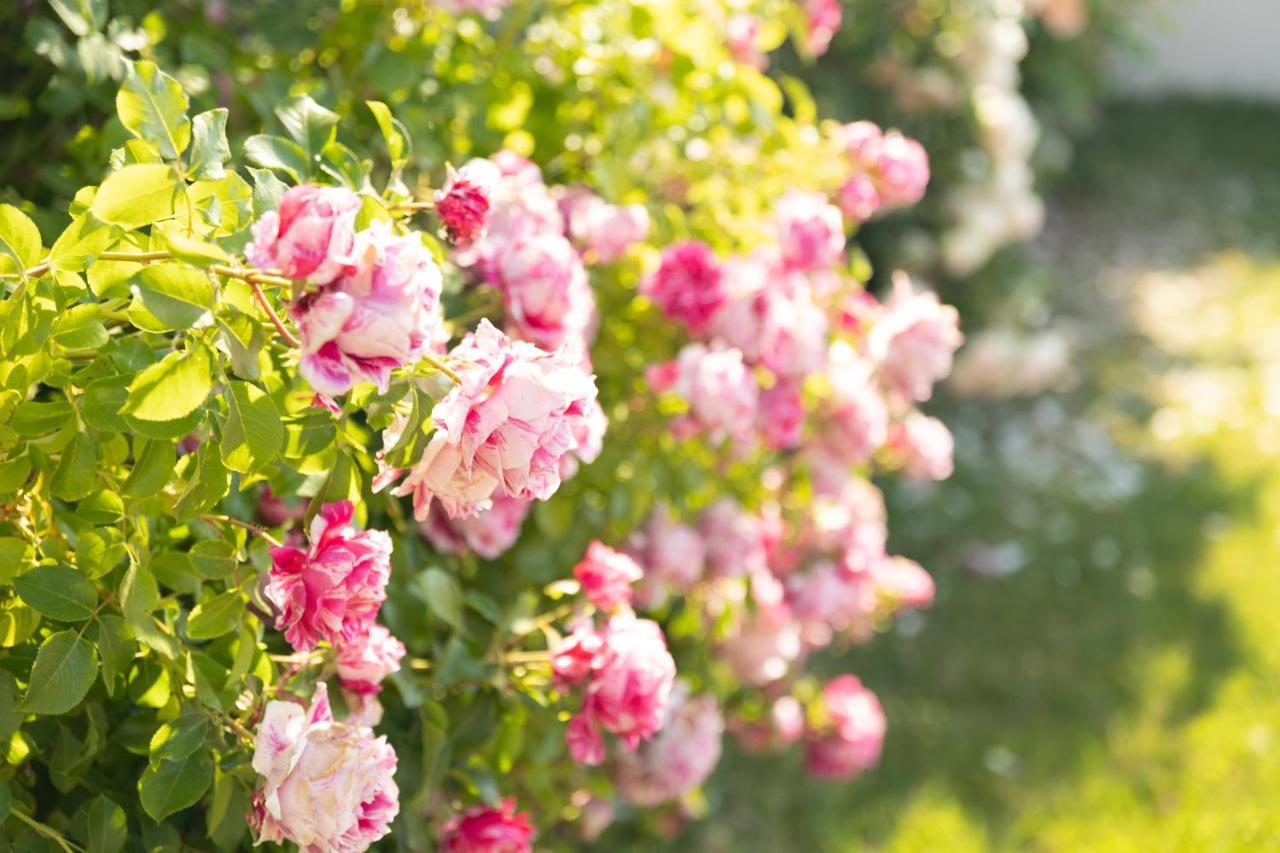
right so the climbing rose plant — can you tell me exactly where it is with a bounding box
[0,2,964,850]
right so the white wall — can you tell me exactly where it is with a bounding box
[1111,0,1280,98]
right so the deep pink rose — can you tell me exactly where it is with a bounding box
[293,221,445,396]
[554,615,677,765]
[774,190,845,273]
[806,675,885,781]
[419,493,532,559]
[394,320,599,518]
[454,154,564,280]
[250,684,399,852]
[248,185,362,284]
[802,0,842,57]
[335,624,406,696]
[265,501,392,652]
[888,412,954,480]
[698,499,769,579]
[759,381,806,450]
[612,684,724,806]
[435,163,492,246]
[439,798,535,853]
[652,342,759,446]
[495,232,595,352]
[640,241,726,334]
[865,275,963,403]
[574,541,644,611]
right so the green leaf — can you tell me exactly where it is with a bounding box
[418,567,465,631]
[0,601,41,647]
[188,109,230,181]
[138,751,212,821]
[121,345,213,422]
[189,174,253,236]
[149,713,208,765]
[186,592,243,640]
[20,630,99,714]
[49,0,107,36]
[48,215,115,273]
[276,94,339,167]
[220,381,284,473]
[83,794,128,853]
[9,399,73,436]
[90,164,180,230]
[96,614,135,691]
[121,562,159,626]
[0,204,42,277]
[156,228,230,267]
[189,539,236,580]
[366,100,408,165]
[248,167,288,217]
[0,537,35,583]
[122,438,176,498]
[76,527,126,578]
[172,443,229,521]
[52,303,109,350]
[14,565,98,621]
[117,60,191,160]
[81,375,131,432]
[51,431,99,501]
[244,135,308,183]
[132,263,215,330]
[0,781,9,823]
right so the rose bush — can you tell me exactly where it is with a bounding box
[0,2,998,850]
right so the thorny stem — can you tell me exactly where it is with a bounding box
[200,513,284,548]
[245,279,302,348]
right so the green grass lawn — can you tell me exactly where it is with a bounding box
[674,100,1280,852]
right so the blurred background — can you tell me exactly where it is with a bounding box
[3,0,1279,849]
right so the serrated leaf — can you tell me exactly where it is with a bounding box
[14,565,97,621]
[20,630,98,714]
[132,263,215,330]
[81,375,131,432]
[48,215,115,273]
[186,592,243,640]
[9,399,73,436]
[96,614,135,691]
[52,303,109,350]
[117,60,190,160]
[220,381,284,473]
[189,108,230,181]
[51,431,99,501]
[83,794,127,853]
[248,167,288,217]
[0,204,42,277]
[189,539,236,580]
[276,94,339,168]
[188,174,253,236]
[149,713,208,764]
[121,345,213,422]
[90,164,180,230]
[172,443,229,521]
[77,528,126,578]
[138,751,212,821]
[122,438,177,498]
[244,135,307,183]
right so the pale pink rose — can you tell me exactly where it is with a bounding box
[836,173,883,223]
[560,394,608,481]
[554,615,677,765]
[806,675,885,781]
[612,684,724,806]
[652,342,759,445]
[250,684,399,852]
[806,473,888,573]
[727,14,767,69]
[335,624,406,696]
[771,695,805,744]
[574,541,644,611]
[787,560,877,638]
[865,275,963,403]
[394,320,599,518]
[419,493,532,559]
[342,690,384,728]
[802,0,842,57]
[708,257,827,381]
[578,797,615,842]
[454,154,564,281]
[888,412,954,480]
[699,499,769,579]
[640,240,726,334]
[820,341,889,464]
[247,185,361,285]
[720,604,803,686]
[874,131,931,208]
[560,191,650,263]
[774,190,845,273]
[840,121,885,162]
[435,163,492,246]
[495,232,595,351]
[631,506,706,609]
[265,501,392,652]
[759,382,805,449]
[293,221,445,396]
[872,555,935,611]
[730,693,805,754]
[439,798,535,853]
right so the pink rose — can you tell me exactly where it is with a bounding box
[574,541,644,611]
[553,615,677,765]
[836,173,883,223]
[727,14,767,70]
[887,412,954,480]
[699,499,769,579]
[455,154,564,280]
[774,190,845,273]
[612,684,724,806]
[709,256,828,381]
[435,163,492,246]
[560,191,651,263]
[248,184,361,284]
[265,501,392,652]
[560,394,607,481]
[293,221,445,396]
[806,675,885,781]
[439,798,535,853]
[873,130,931,208]
[802,0,842,57]
[631,506,705,609]
[787,560,876,641]
[865,275,963,403]
[759,381,805,450]
[640,240,726,334]
[335,624,406,696]
[394,320,599,518]
[439,0,512,20]
[651,342,759,446]
[872,555,935,611]
[806,472,888,573]
[419,493,532,559]
[819,341,889,465]
[250,683,399,852]
[495,232,595,352]
[719,604,803,686]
